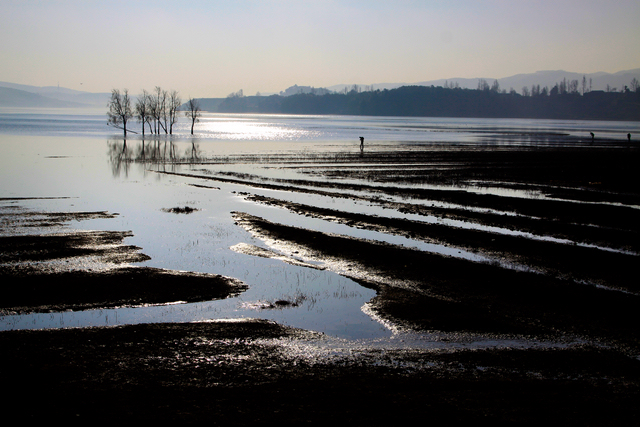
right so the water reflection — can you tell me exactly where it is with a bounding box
[107,138,133,177]
[108,138,201,177]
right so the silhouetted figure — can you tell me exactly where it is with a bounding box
[359,136,364,150]
[628,133,631,142]
[590,132,595,142]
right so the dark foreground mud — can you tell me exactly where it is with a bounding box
[2,320,639,424]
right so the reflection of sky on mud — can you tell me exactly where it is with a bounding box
[1,113,638,343]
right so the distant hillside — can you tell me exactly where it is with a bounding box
[4,67,638,112]
[327,69,640,94]
[0,81,110,108]
[0,86,88,108]
[278,84,332,96]
[179,98,225,112]
[211,85,640,121]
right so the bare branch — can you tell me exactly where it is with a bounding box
[107,89,133,136]
[184,98,201,135]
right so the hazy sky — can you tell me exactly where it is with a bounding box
[2,0,639,97]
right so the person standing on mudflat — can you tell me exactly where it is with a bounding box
[359,136,364,150]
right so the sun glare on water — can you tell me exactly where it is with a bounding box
[199,116,313,140]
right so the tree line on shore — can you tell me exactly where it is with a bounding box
[107,77,639,135]
[216,78,640,121]
[107,87,201,136]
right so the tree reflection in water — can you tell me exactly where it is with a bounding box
[108,138,200,177]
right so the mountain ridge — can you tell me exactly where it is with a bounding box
[0,81,111,108]
[327,69,640,94]
[0,86,88,108]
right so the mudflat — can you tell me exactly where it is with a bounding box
[1,144,639,423]
[3,321,639,424]
[0,208,248,315]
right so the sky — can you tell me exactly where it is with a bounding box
[1,0,639,98]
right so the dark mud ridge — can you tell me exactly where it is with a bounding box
[243,193,639,292]
[232,212,640,353]
[161,160,639,253]
[0,266,246,315]
[0,207,247,314]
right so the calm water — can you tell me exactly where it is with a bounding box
[1,108,638,143]
[0,110,637,341]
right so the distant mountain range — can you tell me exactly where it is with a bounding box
[326,69,640,94]
[2,68,639,109]
[0,81,110,108]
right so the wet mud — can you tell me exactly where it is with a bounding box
[162,206,200,214]
[230,241,325,270]
[232,212,640,352]
[162,149,639,253]
[0,207,117,229]
[2,320,639,423]
[2,145,639,423]
[0,208,247,315]
[0,230,150,264]
[242,194,639,292]
[0,266,247,315]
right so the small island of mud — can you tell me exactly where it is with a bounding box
[0,204,247,315]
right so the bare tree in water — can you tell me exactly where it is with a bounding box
[107,89,133,136]
[151,86,168,134]
[185,98,201,135]
[168,90,182,134]
[135,89,151,136]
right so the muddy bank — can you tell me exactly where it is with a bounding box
[0,208,247,314]
[297,148,640,203]
[232,212,640,353]
[244,194,639,292]
[160,168,639,247]
[0,266,247,315]
[0,230,151,264]
[1,320,638,424]
[0,208,117,229]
